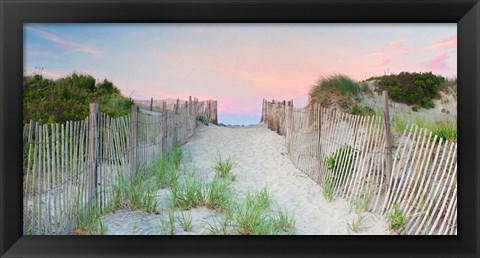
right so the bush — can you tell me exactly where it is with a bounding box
[411,105,421,112]
[421,99,435,109]
[23,72,133,124]
[374,72,445,108]
[350,104,375,116]
[196,115,209,126]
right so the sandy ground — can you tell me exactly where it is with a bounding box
[101,124,391,235]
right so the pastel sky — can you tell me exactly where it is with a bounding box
[24,24,457,125]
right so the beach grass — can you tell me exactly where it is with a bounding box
[213,154,235,179]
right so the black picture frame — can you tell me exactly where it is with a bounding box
[1,0,479,257]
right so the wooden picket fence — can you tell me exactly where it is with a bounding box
[22,97,217,235]
[261,97,457,235]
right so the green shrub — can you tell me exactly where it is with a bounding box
[411,105,421,112]
[23,73,133,124]
[375,71,445,108]
[421,99,435,109]
[339,101,349,110]
[350,104,375,116]
[196,115,209,126]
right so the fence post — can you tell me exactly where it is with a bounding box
[88,103,99,202]
[382,90,393,182]
[130,104,137,176]
[212,100,218,125]
[261,99,266,123]
[150,98,153,111]
[162,101,167,154]
[189,96,193,121]
[316,103,322,183]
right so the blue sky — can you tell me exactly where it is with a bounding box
[24,24,457,125]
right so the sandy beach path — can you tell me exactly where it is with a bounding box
[184,124,390,235]
[101,123,391,235]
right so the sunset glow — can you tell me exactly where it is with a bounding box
[24,24,457,124]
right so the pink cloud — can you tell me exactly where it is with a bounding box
[27,27,103,58]
[424,51,449,71]
[379,57,392,66]
[390,38,404,48]
[42,70,66,79]
[423,35,456,50]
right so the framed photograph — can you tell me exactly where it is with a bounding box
[1,0,479,257]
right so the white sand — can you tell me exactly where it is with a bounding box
[101,123,391,235]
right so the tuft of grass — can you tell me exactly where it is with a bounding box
[388,203,406,234]
[157,214,169,235]
[273,208,296,235]
[312,74,360,96]
[346,213,367,233]
[75,199,108,235]
[205,177,234,211]
[430,121,457,142]
[322,178,334,202]
[152,156,180,189]
[171,175,206,210]
[168,209,176,235]
[177,210,193,231]
[112,170,158,213]
[169,146,183,170]
[213,154,235,179]
[231,188,276,235]
[205,215,232,235]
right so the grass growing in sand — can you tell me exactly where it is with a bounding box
[177,210,193,231]
[346,213,367,233]
[388,203,406,234]
[103,144,296,235]
[168,209,176,235]
[213,154,236,180]
[230,187,295,235]
[171,175,206,209]
[391,114,457,142]
[205,177,234,211]
[112,169,158,213]
[322,178,334,202]
[75,197,108,235]
[170,170,235,211]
